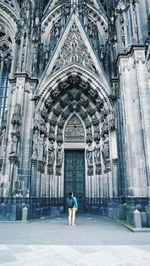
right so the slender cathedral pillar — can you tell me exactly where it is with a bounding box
[118,51,148,197]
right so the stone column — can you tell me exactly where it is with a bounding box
[118,54,148,197]
[134,48,150,192]
[31,160,37,197]
[0,58,4,81]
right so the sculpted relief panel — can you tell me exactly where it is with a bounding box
[64,115,85,142]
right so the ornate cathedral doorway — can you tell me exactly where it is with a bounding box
[64,150,85,213]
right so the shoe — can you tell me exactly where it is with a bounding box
[68,224,72,226]
[72,224,76,226]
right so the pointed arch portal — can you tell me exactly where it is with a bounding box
[31,72,118,215]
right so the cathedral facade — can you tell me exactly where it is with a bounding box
[0,0,150,222]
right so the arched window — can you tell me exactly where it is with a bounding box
[0,55,12,125]
[64,114,85,142]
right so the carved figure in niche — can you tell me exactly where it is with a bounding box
[109,110,116,130]
[100,108,108,122]
[48,141,55,165]
[49,123,55,133]
[0,128,6,156]
[32,129,38,159]
[102,141,109,161]
[40,119,47,136]
[0,25,6,38]
[12,104,21,125]
[56,143,63,166]
[51,88,60,98]
[43,139,47,163]
[0,110,7,148]
[57,126,62,135]
[94,140,101,164]
[101,121,109,138]
[87,166,93,176]
[87,126,92,135]
[101,134,110,172]
[38,134,44,161]
[86,143,93,166]
[96,166,101,175]
[0,127,6,145]
[34,118,40,131]
[41,108,48,121]
[94,124,100,141]
[109,118,115,130]
[132,4,138,43]
[45,97,53,109]
[10,125,20,155]
[56,166,61,176]
[86,134,92,143]
[95,98,104,109]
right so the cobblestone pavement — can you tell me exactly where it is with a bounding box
[0,215,150,265]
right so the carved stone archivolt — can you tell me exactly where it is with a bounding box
[32,74,116,177]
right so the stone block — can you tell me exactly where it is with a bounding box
[108,208,113,218]
[141,211,147,227]
[118,204,126,220]
[145,206,150,227]
[22,206,28,221]
[51,207,60,216]
[10,204,17,221]
[133,209,142,228]
[126,205,135,225]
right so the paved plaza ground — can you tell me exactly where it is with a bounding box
[0,214,150,265]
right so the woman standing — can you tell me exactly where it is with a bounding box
[67,192,78,226]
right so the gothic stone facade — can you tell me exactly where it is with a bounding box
[0,0,150,223]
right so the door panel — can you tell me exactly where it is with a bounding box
[64,150,85,212]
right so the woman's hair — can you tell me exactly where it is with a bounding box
[69,192,73,197]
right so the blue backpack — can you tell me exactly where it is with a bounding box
[67,197,75,208]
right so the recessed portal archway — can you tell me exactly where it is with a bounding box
[31,73,118,216]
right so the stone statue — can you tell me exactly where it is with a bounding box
[94,141,101,164]
[48,141,55,165]
[101,135,110,172]
[0,127,6,157]
[32,130,38,159]
[56,143,63,166]
[38,134,44,161]
[12,103,21,125]
[102,141,109,161]
[10,125,20,155]
[87,126,92,135]
[86,143,93,166]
